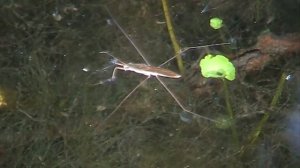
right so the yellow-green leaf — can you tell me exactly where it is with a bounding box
[199,54,236,81]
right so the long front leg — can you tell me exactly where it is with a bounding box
[93,66,125,85]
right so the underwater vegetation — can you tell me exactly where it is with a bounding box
[0,0,300,167]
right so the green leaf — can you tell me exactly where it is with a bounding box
[210,17,223,29]
[199,54,236,81]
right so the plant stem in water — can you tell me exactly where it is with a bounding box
[223,79,239,146]
[248,72,287,145]
[161,0,184,74]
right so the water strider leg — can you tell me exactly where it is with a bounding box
[158,43,229,67]
[155,76,219,123]
[103,76,150,122]
[93,66,125,85]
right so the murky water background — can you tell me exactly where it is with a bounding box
[0,0,300,167]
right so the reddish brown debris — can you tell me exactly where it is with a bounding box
[256,33,300,56]
[234,33,300,74]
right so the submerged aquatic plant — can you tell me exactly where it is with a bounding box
[248,73,288,144]
[199,54,238,145]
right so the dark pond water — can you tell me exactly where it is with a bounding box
[0,0,300,167]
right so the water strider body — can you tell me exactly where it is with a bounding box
[118,63,181,78]
[112,60,181,79]
[98,51,181,82]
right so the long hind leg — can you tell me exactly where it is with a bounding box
[155,76,218,123]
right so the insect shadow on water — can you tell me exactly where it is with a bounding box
[98,7,228,124]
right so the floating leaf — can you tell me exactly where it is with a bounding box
[199,54,236,81]
[210,17,223,29]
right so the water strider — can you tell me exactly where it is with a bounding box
[98,51,181,82]
[100,7,227,124]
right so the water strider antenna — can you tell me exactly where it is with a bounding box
[104,6,151,65]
